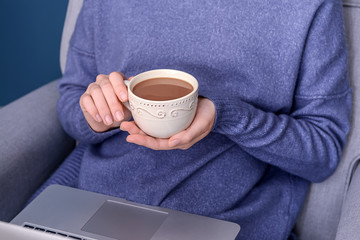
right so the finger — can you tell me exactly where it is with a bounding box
[120,121,145,135]
[177,131,209,150]
[109,71,128,102]
[168,127,203,149]
[88,83,113,125]
[80,93,102,122]
[168,115,208,148]
[168,99,215,149]
[97,75,126,122]
[127,134,171,150]
[120,121,173,150]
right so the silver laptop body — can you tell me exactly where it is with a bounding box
[0,220,68,240]
[11,185,240,240]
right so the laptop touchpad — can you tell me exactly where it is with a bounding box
[82,200,168,240]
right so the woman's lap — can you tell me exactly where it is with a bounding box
[27,143,86,204]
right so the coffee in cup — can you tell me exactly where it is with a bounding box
[132,77,193,101]
[123,69,198,138]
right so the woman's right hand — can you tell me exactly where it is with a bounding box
[79,71,132,133]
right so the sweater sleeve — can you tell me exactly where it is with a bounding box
[211,0,352,183]
[57,0,121,144]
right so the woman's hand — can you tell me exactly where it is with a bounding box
[79,71,132,133]
[120,97,216,150]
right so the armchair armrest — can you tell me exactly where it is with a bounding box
[335,159,360,240]
[0,80,75,222]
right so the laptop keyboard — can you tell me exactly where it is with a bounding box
[23,223,95,240]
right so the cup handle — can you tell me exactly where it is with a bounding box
[122,80,131,111]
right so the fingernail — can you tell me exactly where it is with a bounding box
[96,114,102,122]
[119,92,127,101]
[115,111,123,121]
[126,136,135,143]
[169,139,180,147]
[105,115,113,125]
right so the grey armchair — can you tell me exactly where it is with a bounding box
[0,1,359,239]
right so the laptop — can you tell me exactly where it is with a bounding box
[0,220,67,240]
[10,185,240,240]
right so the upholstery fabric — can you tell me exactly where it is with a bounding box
[60,0,83,74]
[0,80,75,221]
[336,164,360,239]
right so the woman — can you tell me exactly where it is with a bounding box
[40,0,351,239]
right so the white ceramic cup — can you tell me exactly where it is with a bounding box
[123,69,198,138]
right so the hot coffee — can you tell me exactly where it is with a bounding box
[132,77,193,101]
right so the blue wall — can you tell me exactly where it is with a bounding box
[0,0,69,105]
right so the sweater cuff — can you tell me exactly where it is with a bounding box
[209,97,250,136]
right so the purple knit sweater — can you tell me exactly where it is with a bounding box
[51,0,351,239]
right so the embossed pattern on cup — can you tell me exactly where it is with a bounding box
[129,94,197,120]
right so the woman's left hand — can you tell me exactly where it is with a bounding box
[120,97,216,150]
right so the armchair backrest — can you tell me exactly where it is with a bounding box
[59,1,360,239]
[60,0,83,74]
